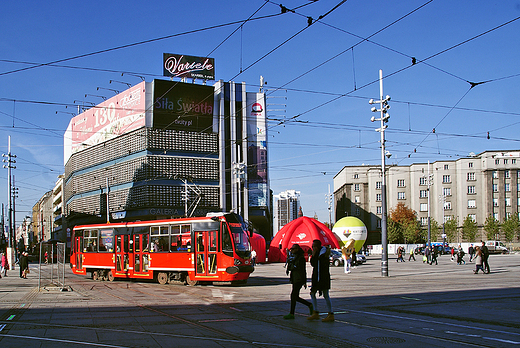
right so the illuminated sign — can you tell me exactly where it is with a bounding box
[163,53,215,81]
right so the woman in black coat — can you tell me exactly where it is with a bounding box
[308,239,334,322]
[283,244,313,319]
[19,252,29,279]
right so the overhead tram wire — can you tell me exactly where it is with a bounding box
[0,12,284,77]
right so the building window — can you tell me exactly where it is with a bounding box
[505,170,510,178]
[493,213,499,220]
[505,197,511,207]
[467,172,475,181]
[354,207,360,216]
[505,183,510,192]
[420,190,428,198]
[469,162,473,168]
[376,181,382,189]
[492,171,498,179]
[518,183,520,192]
[467,186,476,194]
[377,219,382,228]
[376,193,381,202]
[397,179,405,188]
[444,202,452,210]
[504,159,508,164]
[468,214,476,222]
[419,177,427,186]
[493,184,498,192]
[354,173,359,179]
[444,164,449,170]
[420,203,428,212]
[493,198,499,207]
[468,199,476,208]
[420,217,428,226]
[518,197,520,206]
[442,175,451,183]
[518,170,520,178]
[512,159,516,164]
[354,183,360,191]
[495,159,500,165]
[354,196,360,203]
[444,215,452,223]
[443,187,451,196]
[376,206,382,214]
[398,192,406,200]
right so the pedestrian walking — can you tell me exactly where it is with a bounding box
[474,246,485,274]
[468,244,475,262]
[0,250,8,277]
[408,248,416,261]
[283,244,313,320]
[450,246,455,261]
[396,246,405,262]
[430,246,438,265]
[341,239,355,274]
[457,245,466,265]
[481,241,490,273]
[308,239,334,322]
[19,251,29,279]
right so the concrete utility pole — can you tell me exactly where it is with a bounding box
[369,70,391,277]
[2,136,16,269]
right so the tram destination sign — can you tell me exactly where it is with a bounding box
[163,53,215,81]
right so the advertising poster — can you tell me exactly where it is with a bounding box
[64,81,147,163]
[246,92,269,207]
[153,80,215,132]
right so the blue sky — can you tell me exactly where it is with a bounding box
[1,1,519,227]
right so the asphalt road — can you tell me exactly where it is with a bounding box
[0,252,518,347]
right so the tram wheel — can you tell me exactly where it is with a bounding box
[186,276,198,286]
[157,272,169,285]
[92,271,99,281]
[107,271,115,282]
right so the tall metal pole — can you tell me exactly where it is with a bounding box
[427,161,431,263]
[369,70,390,277]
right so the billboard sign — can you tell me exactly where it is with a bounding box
[163,53,215,81]
[64,81,147,164]
[246,93,269,207]
[153,80,215,132]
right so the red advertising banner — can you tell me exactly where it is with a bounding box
[65,82,147,162]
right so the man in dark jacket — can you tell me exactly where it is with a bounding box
[308,239,334,322]
[283,244,313,319]
[481,241,490,273]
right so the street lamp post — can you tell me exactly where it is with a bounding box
[369,69,390,277]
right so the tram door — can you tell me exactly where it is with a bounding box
[195,231,218,276]
[75,235,83,272]
[115,235,130,276]
[133,233,149,274]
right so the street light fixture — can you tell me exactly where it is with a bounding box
[97,87,120,94]
[369,69,390,277]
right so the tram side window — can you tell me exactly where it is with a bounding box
[99,229,114,252]
[83,230,98,252]
[150,226,169,252]
[170,225,191,251]
[222,226,233,256]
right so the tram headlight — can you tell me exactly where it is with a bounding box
[234,259,242,266]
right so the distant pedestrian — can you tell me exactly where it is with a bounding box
[481,241,490,273]
[396,246,405,262]
[423,246,430,263]
[19,252,29,279]
[283,244,313,320]
[251,249,257,266]
[457,245,466,265]
[0,250,8,277]
[468,244,475,262]
[450,246,455,261]
[474,246,485,274]
[408,248,416,261]
[44,251,48,264]
[341,240,354,274]
[308,240,334,322]
[430,247,438,265]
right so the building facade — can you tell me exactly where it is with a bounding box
[32,190,53,244]
[334,150,520,244]
[63,79,272,241]
[274,190,301,232]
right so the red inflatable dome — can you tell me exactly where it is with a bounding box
[249,232,266,264]
[268,217,340,262]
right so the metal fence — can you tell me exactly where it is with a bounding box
[38,242,68,291]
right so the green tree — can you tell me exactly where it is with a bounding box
[501,215,519,243]
[387,218,403,244]
[419,218,440,243]
[461,215,478,242]
[444,218,458,243]
[483,215,500,240]
[403,220,421,244]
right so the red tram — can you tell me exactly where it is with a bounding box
[70,213,254,285]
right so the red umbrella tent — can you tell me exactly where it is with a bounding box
[249,232,266,264]
[268,217,340,262]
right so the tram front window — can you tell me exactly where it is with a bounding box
[229,224,251,259]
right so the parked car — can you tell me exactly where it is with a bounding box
[414,246,425,255]
[329,249,366,267]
